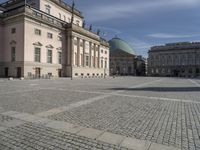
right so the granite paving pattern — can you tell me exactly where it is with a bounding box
[0,122,128,150]
[0,77,200,150]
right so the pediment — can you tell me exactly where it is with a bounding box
[46,44,54,49]
[45,4,51,8]
[33,42,43,46]
[10,40,16,45]
[56,47,62,51]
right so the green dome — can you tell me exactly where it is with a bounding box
[109,38,136,55]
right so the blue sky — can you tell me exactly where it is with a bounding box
[1,0,200,57]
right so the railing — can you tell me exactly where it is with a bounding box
[25,5,68,28]
[0,4,109,46]
[0,5,67,28]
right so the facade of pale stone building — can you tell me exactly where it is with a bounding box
[0,0,109,78]
[148,42,200,77]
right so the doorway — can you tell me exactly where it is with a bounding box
[17,67,21,78]
[35,68,41,78]
[58,69,62,77]
[4,67,8,77]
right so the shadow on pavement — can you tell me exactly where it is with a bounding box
[108,87,200,92]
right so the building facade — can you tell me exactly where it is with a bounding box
[148,42,200,77]
[0,0,109,78]
[109,37,146,76]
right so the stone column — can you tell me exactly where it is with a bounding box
[70,35,75,77]
[70,35,75,66]
[98,45,100,68]
[89,42,92,67]
[77,37,80,67]
[83,40,86,67]
[94,43,96,68]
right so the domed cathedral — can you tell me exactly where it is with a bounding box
[109,37,146,76]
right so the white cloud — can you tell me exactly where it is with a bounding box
[84,0,200,22]
[148,33,200,39]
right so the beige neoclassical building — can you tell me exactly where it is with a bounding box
[0,0,109,78]
[148,42,200,77]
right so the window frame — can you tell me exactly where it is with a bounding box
[47,32,53,39]
[11,46,16,62]
[35,29,41,36]
[34,47,41,62]
[11,28,16,34]
[47,49,53,64]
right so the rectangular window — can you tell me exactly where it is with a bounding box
[11,28,16,34]
[105,60,107,68]
[35,29,41,36]
[47,33,53,39]
[11,47,16,62]
[45,5,50,14]
[59,13,61,19]
[58,52,62,64]
[34,47,41,62]
[86,56,89,66]
[101,59,103,68]
[47,49,52,63]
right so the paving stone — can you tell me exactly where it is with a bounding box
[97,132,125,145]
[0,123,127,150]
[1,111,19,116]
[1,77,200,150]
[77,128,103,139]
[0,114,25,128]
[0,126,7,131]
[149,143,181,150]
[120,137,151,150]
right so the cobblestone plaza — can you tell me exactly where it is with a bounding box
[0,77,200,150]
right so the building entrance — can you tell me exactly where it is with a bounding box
[4,67,8,77]
[35,68,41,78]
[17,67,21,78]
[58,69,62,77]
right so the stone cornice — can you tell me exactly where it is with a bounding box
[100,39,109,47]
[66,23,100,41]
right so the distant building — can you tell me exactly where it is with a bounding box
[109,37,146,76]
[0,0,109,78]
[148,42,200,77]
[135,56,146,76]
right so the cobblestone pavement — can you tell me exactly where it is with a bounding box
[0,77,200,150]
[0,121,128,150]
